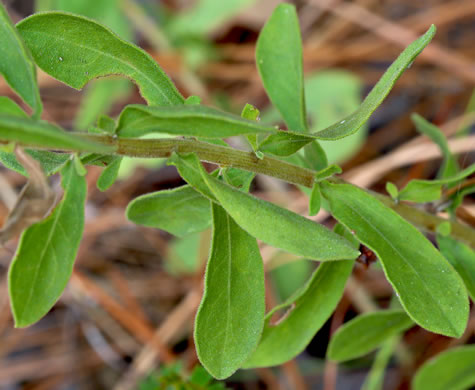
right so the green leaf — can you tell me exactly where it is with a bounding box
[437,234,475,301]
[241,103,260,121]
[256,3,307,132]
[45,0,133,40]
[362,336,399,390]
[259,70,364,163]
[315,164,342,182]
[309,182,321,216]
[97,156,122,191]
[385,182,399,200]
[126,185,211,237]
[222,167,255,192]
[244,260,354,368]
[320,181,469,337]
[412,346,475,390]
[73,154,87,176]
[8,160,86,327]
[256,24,435,153]
[43,0,134,130]
[0,97,28,118]
[170,152,359,260]
[17,12,184,106]
[168,153,217,201]
[0,3,42,118]
[0,115,115,153]
[397,164,475,203]
[412,113,459,178]
[327,310,414,362]
[97,114,116,134]
[116,104,275,138]
[187,154,360,261]
[195,203,265,379]
[397,182,442,203]
[258,132,312,157]
[303,141,328,170]
[312,26,436,140]
[0,149,69,176]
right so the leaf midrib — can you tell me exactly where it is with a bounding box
[17,168,72,322]
[334,190,456,333]
[218,212,233,375]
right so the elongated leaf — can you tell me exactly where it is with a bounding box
[309,183,321,216]
[320,181,468,337]
[412,346,475,390]
[244,260,354,368]
[437,234,475,301]
[17,12,183,106]
[0,3,42,118]
[0,115,114,153]
[202,172,359,261]
[127,185,211,237]
[256,3,307,132]
[195,203,265,379]
[0,97,28,117]
[313,26,435,140]
[171,153,359,261]
[8,160,86,327]
[398,164,475,203]
[116,105,275,138]
[97,156,122,191]
[256,27,435,154]
[328,310,414,362]
[412,113,459,178]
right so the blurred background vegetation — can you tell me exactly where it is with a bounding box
[0,0,474,389]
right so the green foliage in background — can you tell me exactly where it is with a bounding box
[0,2,474,387]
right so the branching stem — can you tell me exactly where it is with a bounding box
[20,133,475,247]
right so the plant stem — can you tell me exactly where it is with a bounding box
[28,134,475,247]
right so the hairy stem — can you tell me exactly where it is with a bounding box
[24,134,475,247]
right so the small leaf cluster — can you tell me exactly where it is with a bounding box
[0,1,474,386]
